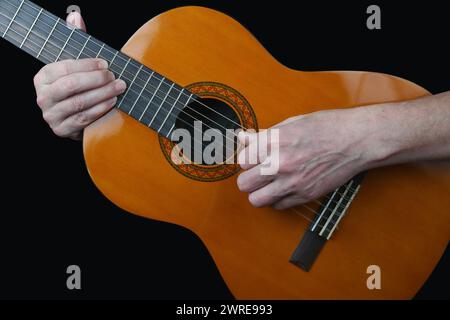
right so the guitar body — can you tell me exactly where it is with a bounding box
[83,6,450,299]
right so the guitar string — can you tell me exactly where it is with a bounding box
[0,1,244,150]
[0,10,357,233]
[0,8,357,208]
[1,1,358,206]
[0,15,357,227]
[6,0,246,133]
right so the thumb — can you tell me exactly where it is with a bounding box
[66,11,86,31]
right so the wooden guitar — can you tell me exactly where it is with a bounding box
[1,0,449,299]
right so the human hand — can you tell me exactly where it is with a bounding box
[33,11,126,140]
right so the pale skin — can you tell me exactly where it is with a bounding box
[34,12,450,210]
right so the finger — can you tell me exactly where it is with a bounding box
[237,130,270,170]
[66,11,86,31]
[36,59,109,86]
[248,179,287,208]
[49,79,126,122]
[237,164,275,193]
[45,70,121,105]
[272,195,306,210]
[237,144,259,170]
[54,97,118,138]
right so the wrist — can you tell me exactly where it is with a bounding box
[350,103,403,171]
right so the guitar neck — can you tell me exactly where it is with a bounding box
[0,0,193,138]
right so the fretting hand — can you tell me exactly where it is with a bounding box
[33,11,126,140]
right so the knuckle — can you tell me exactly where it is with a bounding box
[61,59,75,75]
[36,94,47,109]
[74,112,90,127]
[88,58,101,69]
[42,110,53,124]
[279,181,292,196]
[71,95,86,112]
[59,76,78,93]
[34,66,48,85]
[279,154,294,172]
[33,73,42,86]
[52,125,67,138]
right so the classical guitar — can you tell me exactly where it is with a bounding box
[1,0,449,299]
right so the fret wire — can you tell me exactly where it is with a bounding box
[158,89,185,133]
[1,1,243,144]
[76,34,90,59]
[55,21,74,62]
[2,0,24,37]
[118,64,142,110]
[0,14,186,136]
[95,43,105,58]
[7,0,243,134]
[128,69,153,115]
[113,57,132,107]
[19,7,41,48]
[117,57,131,79]
[167,123,176,139]
[149,83,174,130]
[36,14,57,58]
[139,76,165,122]
[110,50,118,65]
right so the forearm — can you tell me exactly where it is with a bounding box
[361,91,450,169]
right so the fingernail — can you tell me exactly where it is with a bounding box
[115,79,127,92]
[67,12,82,27]
[98,59,108,69]
[67,13,76,25]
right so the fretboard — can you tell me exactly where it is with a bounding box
[0,0,194,138]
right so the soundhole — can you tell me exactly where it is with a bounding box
[175,98,241,166]
[159,81,257,182]
[175,97,242,166]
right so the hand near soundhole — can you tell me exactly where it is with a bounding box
[237,92,450,210]
[236,109,374,210]
[33,12,127,140]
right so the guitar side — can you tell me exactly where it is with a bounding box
[83,6,450,299]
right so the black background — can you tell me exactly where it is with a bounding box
[0,0,448,300]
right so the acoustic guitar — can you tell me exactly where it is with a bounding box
[1,0,449,299]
